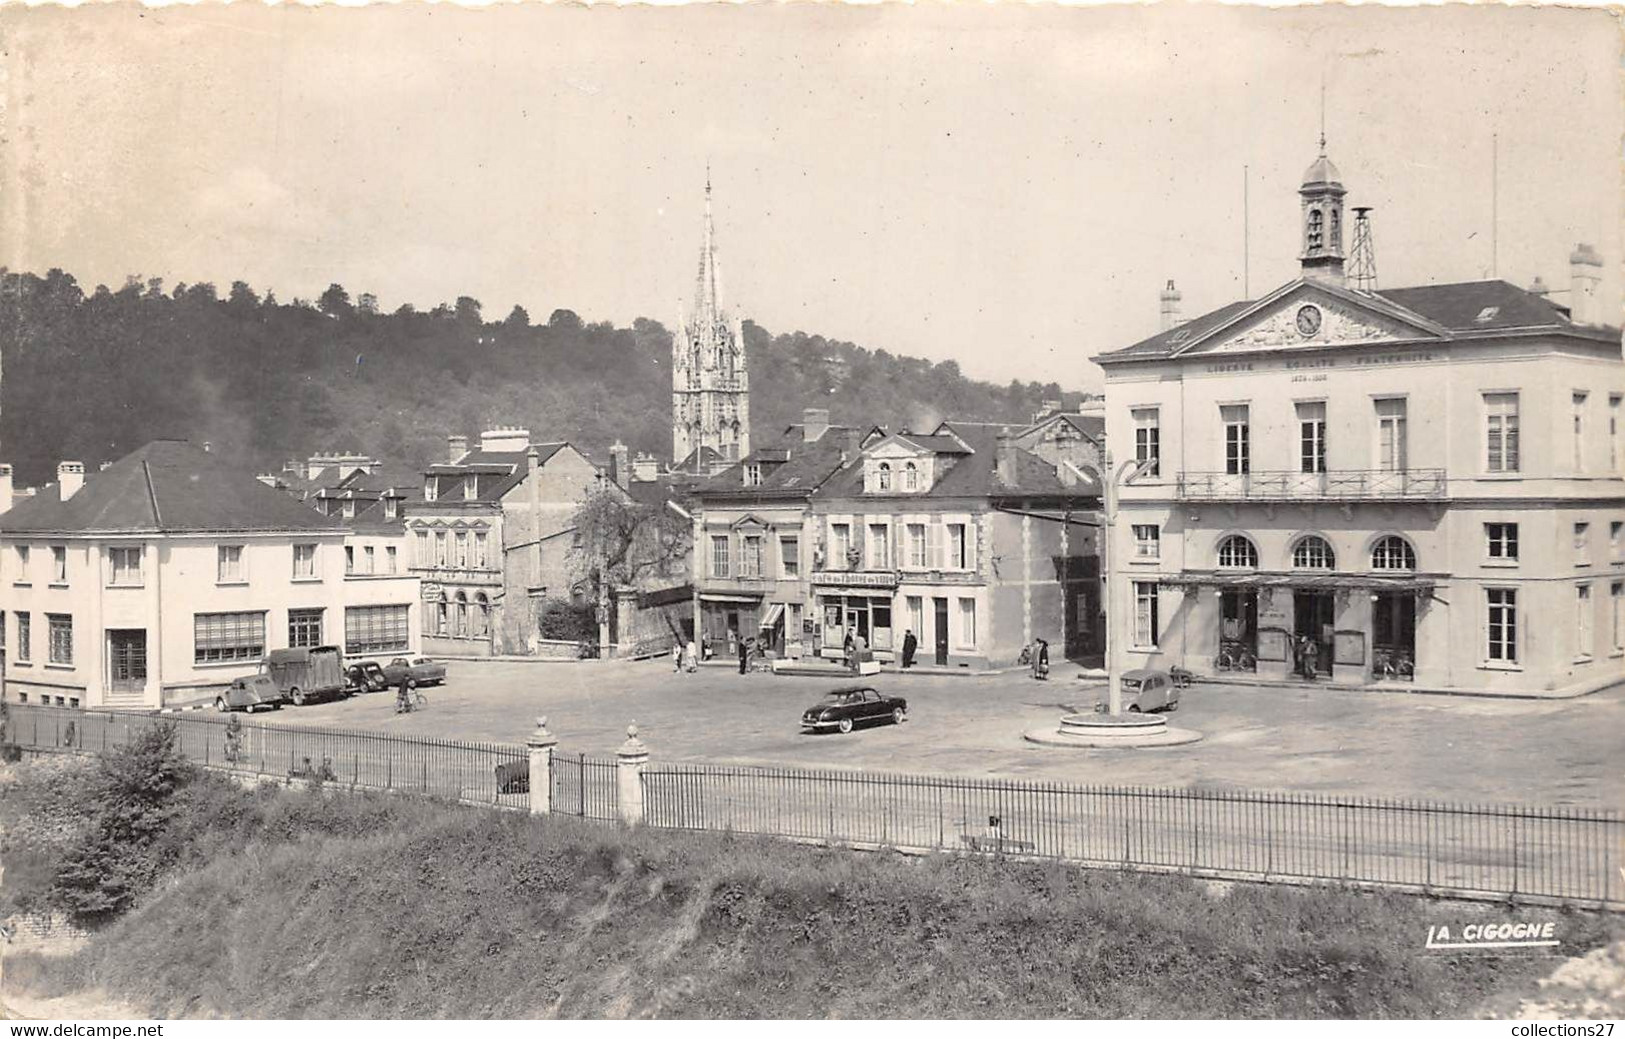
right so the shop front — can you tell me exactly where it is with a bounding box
[697,592,761,659]
[810,571,899,660]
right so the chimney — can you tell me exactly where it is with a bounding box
[1530,275,1550,298]
[447,434,469,464]
[994,433,1017,488]
[480,427,531,453]
[1159,279,1183,332]
[803,408,830,443]
[0,464,12,515]
[631,453,658,482]
[1569,243,1603,326]
[609,441,631,490]
[57,461,85,501]
[201,441,212,453]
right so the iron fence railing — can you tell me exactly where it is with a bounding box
[1176,468,1448,501]
[641,764,1624,907]
[551,750,620,821]
[3,702,528,809]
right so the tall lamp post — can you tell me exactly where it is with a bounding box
[1102,453,1151,717]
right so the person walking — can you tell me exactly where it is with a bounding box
[738,635,750,675]
[1302,636,1320,681]
[683,638,698,673]
[843,631,857,675]
[394,672,414,714]
[901,629,918,669]
[671,640,683,673]
[1036,637,1050,681]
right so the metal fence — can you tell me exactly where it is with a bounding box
[551,750,619,821]
[641,764,1625,907]
[3,703,530,810]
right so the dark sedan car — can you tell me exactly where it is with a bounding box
[800,685,907,734]
[346,661,389,693]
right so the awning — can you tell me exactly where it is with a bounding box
[1158,570,1440,593]
[698,592,762,604]
[759,603,786,629]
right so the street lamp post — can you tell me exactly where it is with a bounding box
[1102,454,1147,718]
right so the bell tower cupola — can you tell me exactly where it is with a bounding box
[1298,133,1348,287]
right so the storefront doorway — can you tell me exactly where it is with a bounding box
[933,597,949,665]
[1293,591,1335,677]
[1217,590,1258,671]
[1371,593,1416,680]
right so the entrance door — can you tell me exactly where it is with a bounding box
[845,606,870,649]
[933,597,949,665]
[107,630,147,694]
[1218,591,1259,671]
[1372,593,1416,680]
[1292,592,1335,677]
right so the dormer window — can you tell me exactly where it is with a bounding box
[463,475,478,500]
[423,479,438,503]
[904,462,919,491]
[384,498,399,520]
[1475,306,1500,323]
[877,463,892,491]
[743,463,762,487]
[342,500,356,519]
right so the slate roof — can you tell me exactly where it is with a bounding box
[421,444,567,504]
[1097,278,1617,364]
[2,440,348,536]
[691,425,861,501]
[817,422,1098,501]
[1016,412,1106,442]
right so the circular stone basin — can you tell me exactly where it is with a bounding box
[1025,711,1203,749]
[1058,712,1166,735]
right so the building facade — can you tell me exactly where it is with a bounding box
[1094,145,1625,696]
[0,441,420,710]
[672,177,750,474]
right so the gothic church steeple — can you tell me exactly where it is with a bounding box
[672,174,750,472]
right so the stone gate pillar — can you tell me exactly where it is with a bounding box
[526,716,557,815]
[616,723,649,825]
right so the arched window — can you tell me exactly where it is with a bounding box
[435,592,449,636]
[903,462,919,491]
[472,593,490,637]
[1216,535,1259,569]
[454,591,469,637]
[1307,209,1324,251]
[1292,535,1336,570]
[1329,208,1342,248]
[877,462,892,491]
[1371,536,1416,571]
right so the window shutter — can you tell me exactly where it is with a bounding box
[928,521,943,570]
[966,518,979,573]
[891,522,902,571]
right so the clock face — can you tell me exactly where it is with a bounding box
[1295,304,1323,337]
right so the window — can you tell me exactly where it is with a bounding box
[1486,588,1518,664]
[415,530,430,566]
[1221,404,1250,475]
[908,596,924,637]
[1133,581,1160,648]
[907,524,926,568]
[15,612,29,663]
[475,532,489,568]
[463,475,478,500]
[434,531,448,566]
[1375,398,1408,472]
[13,545,28,583]
[217,545,244,583]
[288,608,324,648]
[363,546,376,574]
[46,614,73,666]
[1217,535,1258,569]
[292,543,318,579]
[386,546,398,574]
[108,546,143,586]
[1612,582,1624,654]
[867,523,889,569]
[741,534,764,578]
[1611,395,1622,473]
[904,462,919,491]
[1306,208,1324,250]
[1486,522,1519,563]
[342,499,356,519]
[50,546,67,583]
[947,523,969,569]
[1292,536,1336,570]
[345,604,411,655]
[711,535,731,578]
[877,463,892,491]
[345,546,355,574]
[423,479,438,503]
[1576,584,1594,660]
[384,497,399,521]
[1612,521,1622,563]
[779,536,799,578]
[1485,392,1520,473]
[831,523,851,567]
[1133,524,1160,559]
[194,611,266,664]
[1132,408,1160,477]
[455,532,471,568]
[1575,523,1591,566]
[1297,401,1327,474]
[1573,392,1589,472]
[958,598,977,649]
[743,463,762,487]
[1371,536,1417,571]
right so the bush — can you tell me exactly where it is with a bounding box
[535,598,595,642]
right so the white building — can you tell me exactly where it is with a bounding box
[1093,144,1624,697]
[0,440,421,710]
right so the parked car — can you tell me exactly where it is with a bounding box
[262,646,349,706]
[346,660,389,693]
[215,674,286,713]
[800,685,908,734]
[1095,668,1181,714]
[382,655,447,689]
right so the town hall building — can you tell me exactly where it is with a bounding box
[1094,141,1624,697]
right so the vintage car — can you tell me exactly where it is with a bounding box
[381,655,448,689]
[262,646,349,706]
[800,685,908,734]
[1095,668,1181,714]
[215,674,287,713]
[346,661,389,693]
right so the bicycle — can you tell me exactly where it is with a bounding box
[1214,644,1256,672]
[394,684,429,713]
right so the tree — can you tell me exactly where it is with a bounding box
[548,308,583,331]
[357,292,379,316]
[504,304,530,329]
[318,283,353,318]
[454,295,483,325]
[228,280,259,309]
[567,488,691,616]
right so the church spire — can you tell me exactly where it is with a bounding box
[694,164,722,323]
[672,172,750,472]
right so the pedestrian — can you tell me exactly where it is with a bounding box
[738,635,750,675]
[394,672,413,713]
[843,631,856,674]
[1036,637,1050,681]
[671,640,683,673]
[683,638,698,673]
[1302,636,1320,681]
[901,629,918,669]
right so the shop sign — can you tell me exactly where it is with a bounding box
[810,570,899,589]
[420,582,443,601]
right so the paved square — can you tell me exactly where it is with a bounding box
[249,658,1625,808]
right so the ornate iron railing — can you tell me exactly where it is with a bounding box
[1176,468,1447,501]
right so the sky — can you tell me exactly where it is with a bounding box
[1,4,1619,389]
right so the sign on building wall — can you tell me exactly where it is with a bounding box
[810,571,899,589]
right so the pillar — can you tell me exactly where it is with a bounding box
[526,716,557,815]
[616,723,648,825]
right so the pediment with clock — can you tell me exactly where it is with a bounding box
[1173,280,1451,356]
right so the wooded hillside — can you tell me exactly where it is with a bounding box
[0,269,1077,485]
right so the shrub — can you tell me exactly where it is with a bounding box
[535,598,595,642]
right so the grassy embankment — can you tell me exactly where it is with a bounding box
[2,733,1616,1019]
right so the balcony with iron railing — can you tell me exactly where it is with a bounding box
[1174,468,1448,502]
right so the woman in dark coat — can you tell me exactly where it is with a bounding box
[901,630,918,669]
